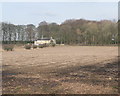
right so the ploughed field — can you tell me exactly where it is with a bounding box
[2,46,118,94]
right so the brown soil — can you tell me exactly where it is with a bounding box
[2,46,119,94]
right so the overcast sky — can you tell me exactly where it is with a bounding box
[1,2,118,26]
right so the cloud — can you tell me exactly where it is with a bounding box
[31,11,58,18]
[44,12,57,17]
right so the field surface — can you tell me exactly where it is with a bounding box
[2,46,118,94]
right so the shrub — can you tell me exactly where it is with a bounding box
[32,45,37,49]
[45,43,50,47]
[52,43,56,47]
[3,44,14,51]
[42,43,49,47]
[25,44,31,49]
[38,44,44,48]
[50,43,56,47]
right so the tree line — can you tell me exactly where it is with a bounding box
[1,19,118,45]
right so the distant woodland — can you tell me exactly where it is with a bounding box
[1,19,118,45]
